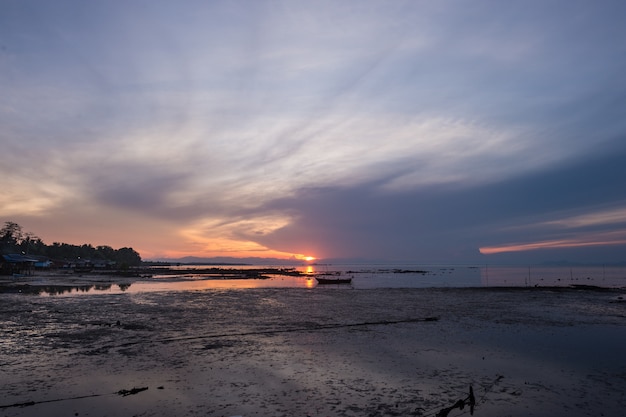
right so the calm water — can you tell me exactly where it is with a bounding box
[22,264,626,296]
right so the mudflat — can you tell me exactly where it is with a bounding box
[1,286,625,417]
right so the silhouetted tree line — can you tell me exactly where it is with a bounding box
[1,221,142,267]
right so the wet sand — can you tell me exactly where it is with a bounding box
[1,285,625,417]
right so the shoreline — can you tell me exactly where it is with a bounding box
[1,286,625,416]
[3,263,625,292]
[2,270,625,296]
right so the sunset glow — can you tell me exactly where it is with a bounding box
[480,235,626,255]
[2,1,626,264]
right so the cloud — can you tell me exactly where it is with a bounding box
[546,208,626,229]
[2,1,626,262]
[249,139,626,262]
[480,231,626,255]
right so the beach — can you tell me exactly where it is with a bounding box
[1,280,625,417]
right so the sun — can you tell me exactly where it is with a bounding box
[303,256,316,262]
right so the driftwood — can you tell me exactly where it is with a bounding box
[117,386,149,397]
[0,386,150,409]
[436,385,475,417]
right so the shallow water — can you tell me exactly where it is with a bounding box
[4,264,625,297]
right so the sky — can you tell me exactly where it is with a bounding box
[2,0,626,264]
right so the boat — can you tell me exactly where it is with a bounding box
[315,276,352,285]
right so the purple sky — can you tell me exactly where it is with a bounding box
[2,0,626,263]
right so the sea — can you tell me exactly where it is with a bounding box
[31,263,626,296]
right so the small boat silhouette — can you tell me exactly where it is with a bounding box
[315,276,352,285]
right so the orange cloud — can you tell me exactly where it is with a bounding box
[480,232,626,255]
[172,218,316,261]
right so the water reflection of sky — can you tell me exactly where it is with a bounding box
[10,264,626,296]
[29,276,316,296]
